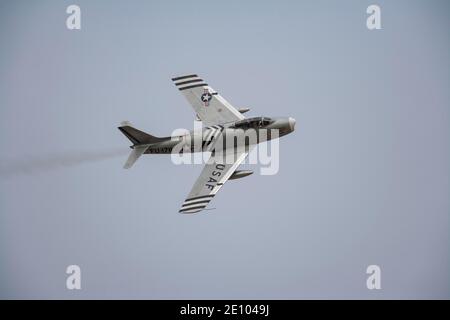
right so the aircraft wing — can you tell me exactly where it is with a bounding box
[171,74,245,127]
[179,147,252,213]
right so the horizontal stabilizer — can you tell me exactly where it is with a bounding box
[124,145,147,169]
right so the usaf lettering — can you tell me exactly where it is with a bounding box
[205,164,225,190]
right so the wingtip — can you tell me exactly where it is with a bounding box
[178,209,202,214]
[171,74,198,81]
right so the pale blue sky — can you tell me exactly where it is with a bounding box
[0,0,449,298]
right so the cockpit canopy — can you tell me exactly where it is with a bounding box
[232,117,273,129]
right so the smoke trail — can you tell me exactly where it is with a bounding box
[0,147,128,179]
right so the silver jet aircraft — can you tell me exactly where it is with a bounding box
[118,74,296,213]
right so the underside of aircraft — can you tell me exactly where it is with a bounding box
[118,74,296,213]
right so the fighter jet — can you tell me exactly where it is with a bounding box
[118,74,296,213]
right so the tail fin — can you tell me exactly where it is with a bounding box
[118,121,166,145]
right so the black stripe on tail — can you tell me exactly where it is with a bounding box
[118,125,167,145]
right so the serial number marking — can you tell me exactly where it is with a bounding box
[148,147,173,153]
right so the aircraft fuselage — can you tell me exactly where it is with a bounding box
[141,116,296,154]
